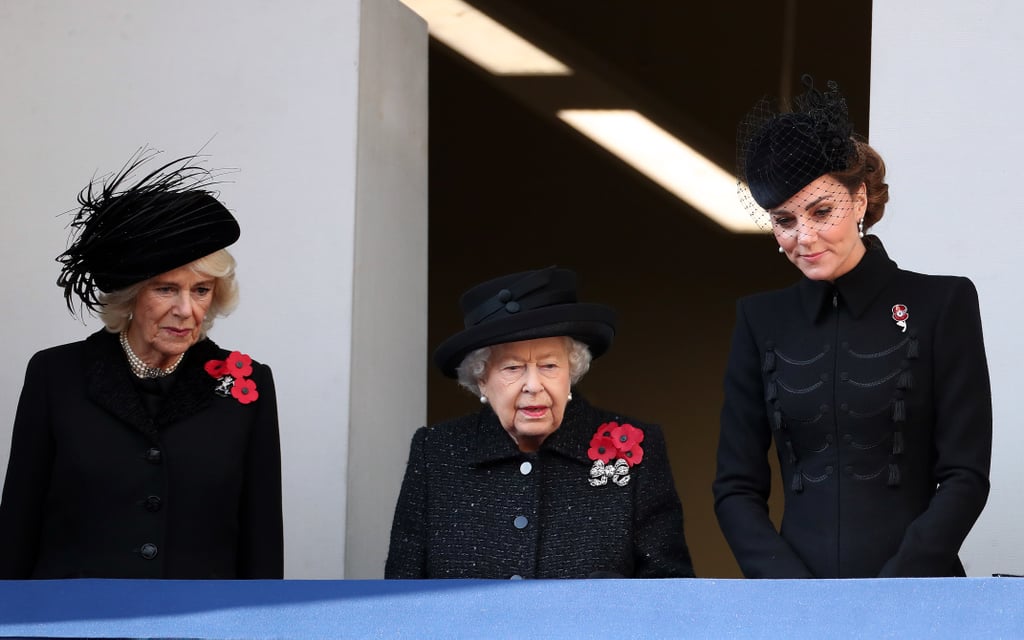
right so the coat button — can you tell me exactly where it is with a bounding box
[144,496,162,513]
[513,515,529,529]
[509,574,524,580]
[144,448,162,464]
[519,461,533,475]
[140,543,158,560]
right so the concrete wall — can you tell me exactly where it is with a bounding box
[871,0,1024,575]
[0,0,427,578]
[346,0,428,578]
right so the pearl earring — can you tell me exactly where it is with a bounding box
[567,391,573,401]
[778,246,784,254]
[858,219,865,238]
[479,395,487,404]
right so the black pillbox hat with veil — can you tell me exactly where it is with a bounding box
[738,74,857,223]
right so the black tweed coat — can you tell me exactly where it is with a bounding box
[385,396,694,579]
[713,238,992,578]
[0,329,283,579]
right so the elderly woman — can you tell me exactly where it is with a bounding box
[0,152,283,579]
[385,267,694,579]
[713,77,991,578]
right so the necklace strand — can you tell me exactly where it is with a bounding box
[119,330,184,379]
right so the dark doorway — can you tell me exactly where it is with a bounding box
[425,0,872,577]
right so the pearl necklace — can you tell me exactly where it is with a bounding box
[119,330,185,379]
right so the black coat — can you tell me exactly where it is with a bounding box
[713,238,992,578]
[385,396,695,578]
[0,330,283,579]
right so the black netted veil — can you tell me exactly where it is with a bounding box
[56,149,239,315]
[737,75,857,229]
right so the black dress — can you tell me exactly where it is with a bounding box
[386,396,695,578]
[0,330,283,579]
[714,238,992,578]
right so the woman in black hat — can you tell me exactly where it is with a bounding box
[0,151,283,579]
[385,267,694,578]
[713,77,991,578]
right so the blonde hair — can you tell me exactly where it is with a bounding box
[98,248,239,337]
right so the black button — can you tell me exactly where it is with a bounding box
[513,515,528,529]
[497,289,512,303]
[505,301,520,313]
[140,543,158,560]
[144,496,162,513]
[145,448,162,464]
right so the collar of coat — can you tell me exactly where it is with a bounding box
[466,393,597,467]
[84,329,229,439]
[798,235,899,322]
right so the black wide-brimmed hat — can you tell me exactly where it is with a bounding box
[738,75,857,222]
[433,267,617,378]
[56,150,240,313]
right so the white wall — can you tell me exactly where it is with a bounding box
[0,0,427,578]
[871,1,1024,576]
[346,1,428,578]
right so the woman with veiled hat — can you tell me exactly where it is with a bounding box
[385,267,694,579]
[713,76,992,578]
[0,152,283,579]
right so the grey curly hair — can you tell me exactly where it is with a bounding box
[456,336,593,397]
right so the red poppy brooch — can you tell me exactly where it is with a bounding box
[892,304,909,333]
[205,351,259,405]
[587,421,644,487]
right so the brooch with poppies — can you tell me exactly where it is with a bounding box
[205,351,259,405]
[587,421,644,487]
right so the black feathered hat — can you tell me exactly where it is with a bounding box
[738,75,857,220]
[433,267,617,378]
[56,150,240,314]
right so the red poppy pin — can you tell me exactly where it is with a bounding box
[205,351,259,404]
[587,421,644,487]
[892,304,909,333]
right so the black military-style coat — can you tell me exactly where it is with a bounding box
[385,396,695,579]
[713,237,992,578]
[0,329,283,579]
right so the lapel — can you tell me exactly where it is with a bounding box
[85,330,224,438]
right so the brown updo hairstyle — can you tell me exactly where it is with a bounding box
[831,139,889,230]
